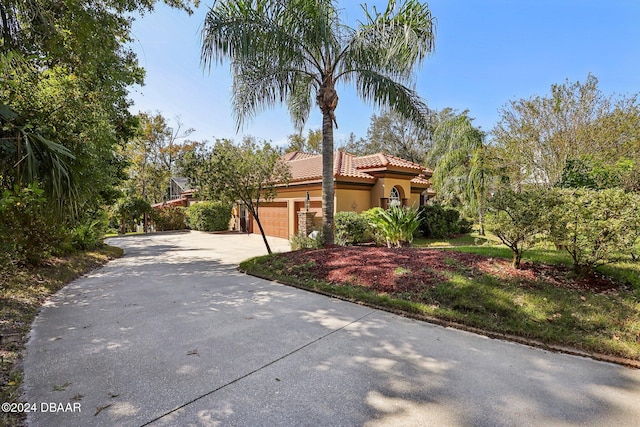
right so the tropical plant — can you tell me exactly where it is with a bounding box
[201,0,436,245]
[427,109,490,234]
[369,205,422,248]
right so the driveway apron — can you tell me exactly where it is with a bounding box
[23,231,640,426]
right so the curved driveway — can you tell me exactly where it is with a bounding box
[24,231,640,426]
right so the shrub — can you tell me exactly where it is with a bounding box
[151,206,187,231]
[334,211,369,246]
[290,230,324,250]
[186,201,232,232]
[114,197,152,233]
[0,184,69,266]
[368,206,422,248]
[71,219,105,250]
[550,188,640,273]
[418,204,472,238]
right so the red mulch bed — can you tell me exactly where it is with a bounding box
[277,246,623,294]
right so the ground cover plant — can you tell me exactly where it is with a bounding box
[240,245,640,363]
[0,245,122,427]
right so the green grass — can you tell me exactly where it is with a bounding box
[240,246,640,363]
[413,231,501,248]
[0,245,123,426]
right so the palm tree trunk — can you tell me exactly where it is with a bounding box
[321,108,335,246]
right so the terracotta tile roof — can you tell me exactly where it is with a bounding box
[410,174,432,186]
[283,151,432,183]
[352,153,428,172]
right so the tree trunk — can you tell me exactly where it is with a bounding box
[512,251,522,269]
[321,109,335,246]
[316,74,338,247]
[251,206,272,254]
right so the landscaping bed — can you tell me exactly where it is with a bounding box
[240,246,640,364]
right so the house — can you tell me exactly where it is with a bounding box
[151,177,197,209]
[236,151,435,239]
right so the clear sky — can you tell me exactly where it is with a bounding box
[127,0,640,146]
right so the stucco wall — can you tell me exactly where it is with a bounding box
[335,188,371,213]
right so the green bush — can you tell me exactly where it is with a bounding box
[550,188,640,272]
[290,230,324,250]
[150,206,187,231]
[114,197,152,233]
[368,206,422,248]
[334,211,369,246]
[418,204,473,238]
[0,184,70,266]
[186,201,232,232]
[71,219,105,250]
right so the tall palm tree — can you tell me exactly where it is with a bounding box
[427,110,489,235]
[201,0,435,245]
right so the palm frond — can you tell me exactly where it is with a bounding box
[347,69,430,129]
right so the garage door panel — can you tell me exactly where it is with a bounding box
[253,202,288,239]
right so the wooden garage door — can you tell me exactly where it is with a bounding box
[253,202,289,239]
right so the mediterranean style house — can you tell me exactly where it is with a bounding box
[234,150,435,239]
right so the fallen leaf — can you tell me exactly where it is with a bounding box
[187,349,199,356]
[53,382,71,391]
[71,394,83,401]
[95,404,112,416]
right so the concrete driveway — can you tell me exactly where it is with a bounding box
[24,231,640,426]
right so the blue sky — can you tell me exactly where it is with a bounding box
[128,0,640,146]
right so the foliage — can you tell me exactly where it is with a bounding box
[493,74,640,188]
[558,156,640,191]
[549,189,640,273]
[185,202,231,232]
[182,137,291,254]
[70,217,107,250]
[334,211,370,246]
[0,183,70,266]
[342,110,434,164]
[201,0,436,245]
[150,205,187,231]
[290,231,324,250]
[122,112,203,204]
[418,204,473,239]
[284,129,322,154]
[368,206,422,247]
[485,188,557,268]
[114,197,152,234]
[427,109,491,233]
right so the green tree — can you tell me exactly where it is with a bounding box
[427,109,489,234]
[201,0,435,245]
[285,128,322,154]
[124,112,201,204]
[493,74,640,188]
[485,188,556,268]
[343,110,433,163]
[184,137,291,254]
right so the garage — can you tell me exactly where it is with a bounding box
[252,201,289,239]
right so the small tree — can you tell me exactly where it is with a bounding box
[185,137,291,254]
[485,189,556,268]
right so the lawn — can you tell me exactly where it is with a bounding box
[0,245,123,427]
[240,244,640,365]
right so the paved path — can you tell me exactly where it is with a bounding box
[24,231,640,426]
